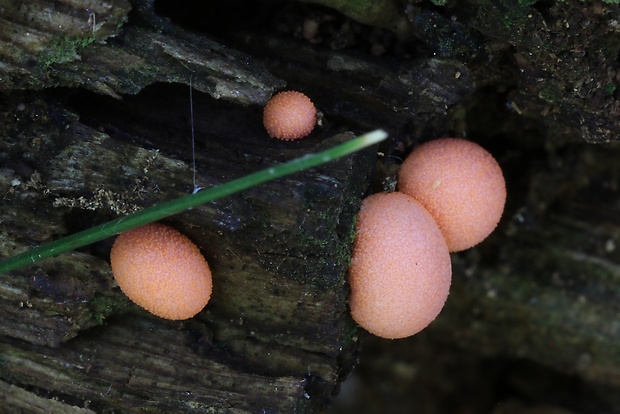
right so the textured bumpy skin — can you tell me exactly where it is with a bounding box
[110,223,212,320]
[398,138,506,252]
[348,192,452,339]
[263,91,316,140]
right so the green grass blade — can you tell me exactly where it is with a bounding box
[0,130,387,274]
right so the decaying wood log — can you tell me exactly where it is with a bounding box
[0,0,282,103]
[0,83,375,411]
[0,0,371,411]
[1,0,620,412]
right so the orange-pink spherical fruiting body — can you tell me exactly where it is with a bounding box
[263,91,316,140]
[348,192,452,339]
[398,138,506,252]
[110,223,212,320]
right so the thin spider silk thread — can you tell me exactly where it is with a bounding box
[189,76,201,194]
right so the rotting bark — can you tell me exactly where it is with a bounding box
[464,0,620,145]
[0,0,283,103]
[0,0,370,410]
[0,85,372,412]
[1,0,620,413]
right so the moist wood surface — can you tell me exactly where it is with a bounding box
[1,0,619,412]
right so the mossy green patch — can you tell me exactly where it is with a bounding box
[90,295,129,324]
[39,36,96,68]
[604,82,617,96]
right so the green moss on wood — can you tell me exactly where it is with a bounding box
[39,36,96,68]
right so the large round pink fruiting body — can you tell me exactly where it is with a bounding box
[348,192,452,339]
[398,138,506,252]
[263,91,316,140]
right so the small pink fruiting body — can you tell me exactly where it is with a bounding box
[263,91,316,140]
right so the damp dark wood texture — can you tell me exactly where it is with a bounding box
[1,0,620,413]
